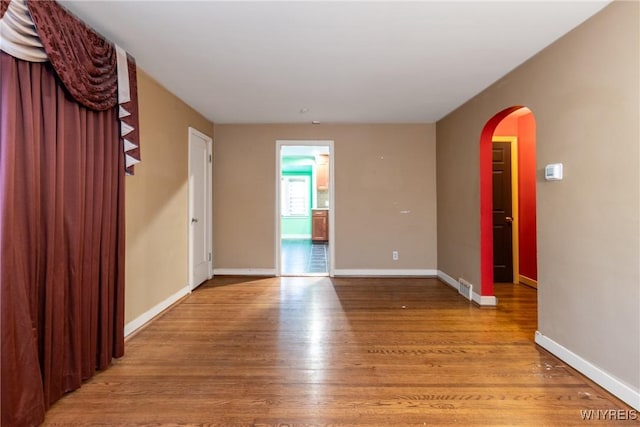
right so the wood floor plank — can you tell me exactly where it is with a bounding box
[43,277,637,426]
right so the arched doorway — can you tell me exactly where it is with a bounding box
[480,106,538,298]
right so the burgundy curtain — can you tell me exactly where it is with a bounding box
[0,50,125,426]
[0,0,8,17]
[27,0,118,110]
[26,0,141,176]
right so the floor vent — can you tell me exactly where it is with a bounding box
[458,278,473,301]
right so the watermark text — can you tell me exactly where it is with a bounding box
[580,409,638,421]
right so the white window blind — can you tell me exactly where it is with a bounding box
[281,176,309,216]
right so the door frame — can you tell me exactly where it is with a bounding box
[188,127,213,290]
[275,140,335,277]
[492,136,519,284]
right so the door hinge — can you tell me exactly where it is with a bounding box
[208,252,212,262]
[209,154,212,163]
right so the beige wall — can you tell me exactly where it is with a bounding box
[125,70,213,324]
[437,1,639,391]
[213,124,437,272]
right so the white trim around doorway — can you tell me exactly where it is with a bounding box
[188,127,213,289]
[275,140,335,277]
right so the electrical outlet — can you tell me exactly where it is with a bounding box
[392,251,399,261]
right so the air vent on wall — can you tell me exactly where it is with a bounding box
[458,278,473,301]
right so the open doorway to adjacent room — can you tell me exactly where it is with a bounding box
[480,107,538,300]
[276,141,334,276]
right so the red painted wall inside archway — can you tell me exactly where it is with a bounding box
[480,106,538,296]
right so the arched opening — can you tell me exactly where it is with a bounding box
[480,106,537,299]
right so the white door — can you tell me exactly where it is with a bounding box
[188,128,212,290]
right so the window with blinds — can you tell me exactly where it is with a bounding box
[281,176,309,216]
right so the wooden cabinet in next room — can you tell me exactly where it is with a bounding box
[316,154,329,191]
[312,209,328,242]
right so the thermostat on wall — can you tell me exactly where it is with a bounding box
[545,163,563,181]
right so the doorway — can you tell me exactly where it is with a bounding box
[188,127,213,290]
[275,140,334,277]
[480,107,537,298]
[492,137,517,283]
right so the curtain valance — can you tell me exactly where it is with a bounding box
[0,0,46,61]
[0,0,140,174]
[0,0,9,18]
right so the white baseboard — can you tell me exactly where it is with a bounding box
[437,270,459,290]
[333,269,437,277]
[473,292,497,306]
[213,268,276,276]
[535,331,640,410]
[214,268,436,278]
[124,284,190,337]
[519,275,538,288]
[437,270,497,306]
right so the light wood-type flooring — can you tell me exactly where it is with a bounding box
[44,276,637,426]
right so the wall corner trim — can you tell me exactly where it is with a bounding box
[334,269,437,277]
[535,331,640,410]
[473,292,497,306]
[124,284,191,337]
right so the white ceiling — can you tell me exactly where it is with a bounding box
[59,1,611,124]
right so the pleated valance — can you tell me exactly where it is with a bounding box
[0,0,46,61]
[0,0,140,174]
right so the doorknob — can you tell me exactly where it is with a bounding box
[191,218,199,224]
[505,216,513,223]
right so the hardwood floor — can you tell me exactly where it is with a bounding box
[43,277,636,426]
